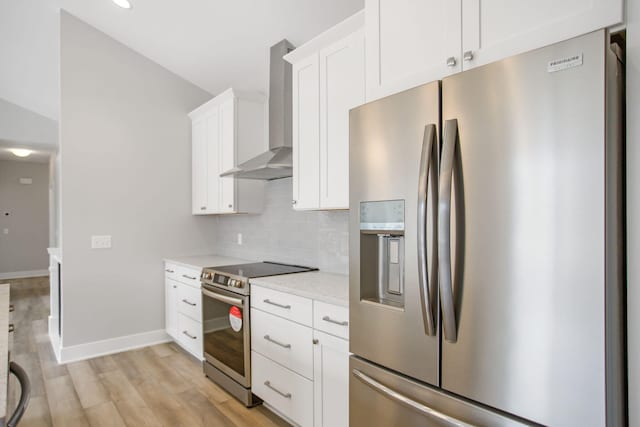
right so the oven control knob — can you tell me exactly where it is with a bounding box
[206,272,213,280]
[229,279,236,286]
[236,281,244,288]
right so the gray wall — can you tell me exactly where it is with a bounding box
[628,1,639,424]
[60,12,214,347]
[0,160,49,273]
[215,178,349,274]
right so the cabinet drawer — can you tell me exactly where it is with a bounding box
[177,313,202,358]
[251,286,312,326]
[164,263,180,281]
[178,283,202,322]
[251,309,313,379]
[252,351,313,427]
[313,301,349,340]
[175,266,201,288]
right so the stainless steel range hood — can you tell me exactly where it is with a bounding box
[220,39,295,180]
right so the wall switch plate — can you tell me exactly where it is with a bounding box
[2,229,7,235]
[19,178,33,185]
[237,233,243,245]
[91,235,112,249]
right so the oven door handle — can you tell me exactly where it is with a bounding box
[202,288,244,307]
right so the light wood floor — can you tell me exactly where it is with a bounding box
[1,276,291,427]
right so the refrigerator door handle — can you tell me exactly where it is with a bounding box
[352,369,473,427]
[439,119,458,343]
[417,124,437,336]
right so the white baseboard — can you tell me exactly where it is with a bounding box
[0,269,49,280]
[59,329,171,364]
[48,315,62,362]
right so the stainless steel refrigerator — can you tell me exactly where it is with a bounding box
[349,29,625,426]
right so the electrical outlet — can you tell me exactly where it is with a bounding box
[91,235,112,249]
[237,233,243,245]
[2,229,8,235]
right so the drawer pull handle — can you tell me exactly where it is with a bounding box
[8,324,14,333]
[9,304,14,313]
[322,316,348,326]
[182,274,197,280]
[264,381,292,399]
[264,335,291,349]
[182,299,196,307]
[182,330,197,340]
[263,299,291,310]
[165,269,175,273]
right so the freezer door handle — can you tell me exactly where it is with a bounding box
[438,119,458,342]
[352,369,472,427]
[417,124,437,336]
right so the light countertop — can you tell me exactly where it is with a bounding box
[251,271,349,307]
[47,247,62,263]
[164,255,255,270]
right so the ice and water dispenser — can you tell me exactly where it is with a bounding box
[359,200,405,308]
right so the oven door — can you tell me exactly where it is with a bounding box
[201,284,251,387]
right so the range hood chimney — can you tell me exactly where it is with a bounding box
[220,39,295,180]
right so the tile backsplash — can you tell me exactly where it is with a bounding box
[214,178,349,274]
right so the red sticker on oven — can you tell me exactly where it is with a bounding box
[229,306,242,332]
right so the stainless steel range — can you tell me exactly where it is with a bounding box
[200,262,317,406]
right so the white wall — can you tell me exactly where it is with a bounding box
[0,160,49,274]
[627,1,640,424]
[49,152,60,247]
[60,12,214,347]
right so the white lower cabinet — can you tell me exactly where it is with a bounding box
[165,278,179,339]
[251,285,348,427]
[164,262,203,359]
[313,331,349,427]
[252,351,314,427]
[176,313,202,356]
[251,308,314,380]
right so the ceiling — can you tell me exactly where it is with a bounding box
[0,141,53,164]
[59,0,364,97]
[0,0,60,121]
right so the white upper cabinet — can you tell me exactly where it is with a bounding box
[319,31,365,209]
[191,118,208,213]
[461,0,625,70]
[365,0,624,100]
[292,54,321,210]
[218,97,236,213]
[365,0,462,101]
[205,109,220,213]
[286,11,366,211]
[189,89,266,215]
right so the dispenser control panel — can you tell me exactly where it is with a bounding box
[360,200,405,231]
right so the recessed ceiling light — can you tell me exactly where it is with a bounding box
[10,149,32,158]
[112,0,132,9]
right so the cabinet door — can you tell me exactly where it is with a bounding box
[313,331,349,427]
[365,0,461,101]
[165,278,179,339]
[319,31,365,210]
[292,54,321,210]
[219,97,236,213]
[461,0,624,70]
[205,109,220,214]
[192,118,208,214]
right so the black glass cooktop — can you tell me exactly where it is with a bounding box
[208,262,317,279]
